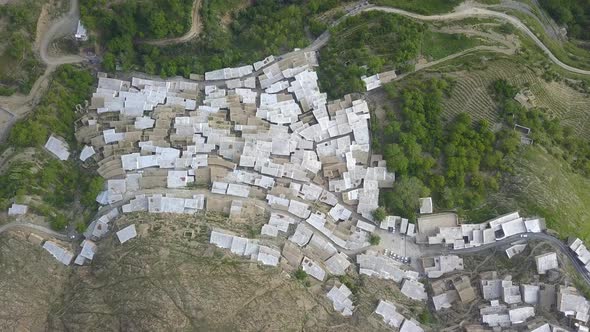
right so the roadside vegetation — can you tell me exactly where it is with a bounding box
[508,10,590,71]
[372,0,462,15]
[319,12,425,98]
[0,0,46,95]
[1,65,102,230]
[318,12,490,98]
[81,0,340,77]
[421,30,486,61]
[81,0,194,40]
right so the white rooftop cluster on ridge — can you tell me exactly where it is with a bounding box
[427,211,546,249]
[375,300,424,332]
[210,229,281,267]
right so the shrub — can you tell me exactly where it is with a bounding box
[369,234,381,246]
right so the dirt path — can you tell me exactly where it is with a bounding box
[0,221,70,241]
[38,0,84,65]
[141,0,203,46]
[362,4,590,75]
[0,0,84,140]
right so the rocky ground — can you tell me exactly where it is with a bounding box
[0,214,428,331]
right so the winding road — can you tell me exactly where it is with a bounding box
[0,221,70,242]
[361,4,590,75]
[38,0,84,66]
[451,232,590,285]
[141,0,203,46]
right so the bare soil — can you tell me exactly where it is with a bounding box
[0,214,429,331]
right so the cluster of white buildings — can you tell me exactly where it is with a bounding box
[423,211,546,249]
[210,229,281,266]
[569,238,590,273]
[375,300,424,331]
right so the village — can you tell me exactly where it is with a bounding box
[5,46,590,331]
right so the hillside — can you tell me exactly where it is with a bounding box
[1,215,427,331]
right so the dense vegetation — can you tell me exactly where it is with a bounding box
[1,65,102,230]
[0,0,46,95]
[81,0,193,40]
[318,12,425,98]
[372,0,462,15]
[9,65,94,147]
[375,79,520,219]
[492,79,590,176]
[539,0,590,40]
[82,0,339,77]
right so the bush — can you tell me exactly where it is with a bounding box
[294,268,308,281]
[369,234,381,246]
[50,214,68,231]
[75,221,87,233]
[382,177,430,220]
[372,207,387,222]
[338,275,359,294]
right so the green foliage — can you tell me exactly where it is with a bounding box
[376,78,519,215]
[418,307,434,324]
[8,65,94,148]
[50,214,68,231]
[0,86,16,96]
[372,207,387,222]
[372,0,462,15]
[382,177,429,220]
[0,0,46,95]
[318,12,425,98]
[491,79,590,177]
[421,31,483,60]
[82,0,326,76]
[294,268,308,281]
[338,275,359,294]
[369,234,381,246]
[75,221,88,233]
[81,176,105,210]
[82,0,193,39]
[0,66,100,228]
[491,79,518,100]
[539,0,590,40]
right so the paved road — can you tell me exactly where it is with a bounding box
[451,232,590,285]
[0,221,70,241]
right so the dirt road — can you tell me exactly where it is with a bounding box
[362,5,590,75]
[0,221,70,241]
[141,0,203,46]
[38,0,84,65]
[0,0,84,140]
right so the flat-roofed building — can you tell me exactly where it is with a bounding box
[535,252,558,275]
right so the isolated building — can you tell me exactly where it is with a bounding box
[326,284,355,316]
[535,252,558,275]
[116,224,137,244]
[400,279,428,301]
[375,300,405,328]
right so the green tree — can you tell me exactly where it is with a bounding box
[372,207,387,222]
[369,234,381,246]
[50,214,68,230]
[383,177,430,219]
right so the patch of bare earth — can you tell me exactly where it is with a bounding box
[221,0,252,27]
[0,231,70,331]
[33,214,422,331]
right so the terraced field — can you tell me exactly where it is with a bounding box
[438,58,590,139]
